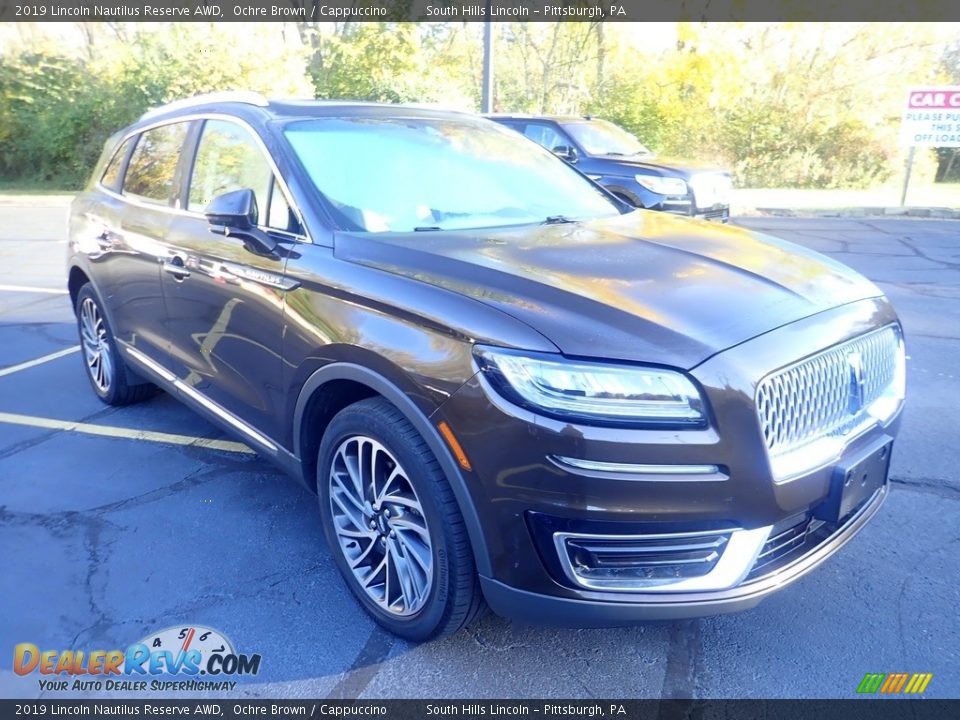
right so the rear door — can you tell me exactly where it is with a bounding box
[81,121,192,370]
[160,118,303,441]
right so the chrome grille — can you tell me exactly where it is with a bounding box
[756,326,901,456]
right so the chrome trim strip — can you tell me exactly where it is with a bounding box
[123,345,176,382]
[548,455,726,481]
[174,381,278,453]
[216,260,301,291]
[97,112,312,245]
[553,484,888,606]
[739,486,885,586]
[553,525,771,593]
[122,344,278,453]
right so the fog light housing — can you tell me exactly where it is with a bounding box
[554,526,771,593]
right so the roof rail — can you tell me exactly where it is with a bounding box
[140,91,270,120]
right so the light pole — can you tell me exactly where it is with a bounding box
[481,2,494,113]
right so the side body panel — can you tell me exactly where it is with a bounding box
[69,190,171,368]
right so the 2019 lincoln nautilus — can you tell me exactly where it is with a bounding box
[68,92,905,640]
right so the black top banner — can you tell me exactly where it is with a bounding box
[0,0,958,22]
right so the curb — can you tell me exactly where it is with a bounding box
[734,205,960,220]
[0,194,75,208]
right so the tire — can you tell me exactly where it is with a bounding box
[317,396,484,641]
[75,283,153,406]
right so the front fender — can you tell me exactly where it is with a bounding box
[293,361,493,577]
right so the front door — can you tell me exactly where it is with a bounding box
[160,118,304,442]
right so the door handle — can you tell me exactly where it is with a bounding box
[93,227,121,252]
[163,256,191,280]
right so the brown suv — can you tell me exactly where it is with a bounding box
[67,94,906,641]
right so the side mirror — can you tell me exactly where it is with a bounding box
[552,145,579,163]
[205,189,277,256]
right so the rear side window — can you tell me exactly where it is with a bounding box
[123,123,189,204]
[187,120,272,221]
[100,138,133,191]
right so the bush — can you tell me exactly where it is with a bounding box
[0,26,311,190]
[0,51,120,187]
[716,101,894,189]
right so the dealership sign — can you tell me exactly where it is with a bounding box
[900,87,960,146]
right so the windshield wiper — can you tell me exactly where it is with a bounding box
[544,215,576,225]
[413,225,442,232]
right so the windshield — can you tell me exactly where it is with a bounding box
[564,120,653,157]
[284,116,620,233]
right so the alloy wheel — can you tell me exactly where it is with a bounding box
[328,435,434,616]
[79,296,113,393]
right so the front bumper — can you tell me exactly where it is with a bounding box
[480,483,887,626]
[433,298,901,624]
[653,198,729,223]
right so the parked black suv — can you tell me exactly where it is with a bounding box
[489,115,733,221]
[69,94,904,641]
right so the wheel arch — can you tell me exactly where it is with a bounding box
[605,185,643,207]
[293,362,492,576]
[68,265,92,313]
[67,264,126,367]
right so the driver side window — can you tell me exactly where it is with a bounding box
[188,119,295,232]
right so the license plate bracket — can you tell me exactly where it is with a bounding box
[814,439,892,523]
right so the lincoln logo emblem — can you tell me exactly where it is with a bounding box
[847,352,865,413]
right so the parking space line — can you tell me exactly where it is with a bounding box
[0,411,254,454]
[0,345,81,378]
[0,283,69,294]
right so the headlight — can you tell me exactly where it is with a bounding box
[635,174,688,196]
[474,346,706,428]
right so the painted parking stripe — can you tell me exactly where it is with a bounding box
[0,283,69,294]
[0,345,81,378]
[0,411,254,454]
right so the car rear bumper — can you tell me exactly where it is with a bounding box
[480,483,888,626]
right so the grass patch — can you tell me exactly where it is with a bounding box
[0,179,79,194]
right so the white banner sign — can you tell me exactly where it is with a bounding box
[900,86,960,147]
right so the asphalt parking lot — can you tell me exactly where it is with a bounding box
[1,198,958,699]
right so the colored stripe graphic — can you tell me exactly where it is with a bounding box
[858,672,932,694]
[907,673,933,694]
[857,673,886,693]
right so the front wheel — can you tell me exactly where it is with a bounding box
[317,397,484,641]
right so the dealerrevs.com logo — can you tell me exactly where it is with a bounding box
[14,625,261,693]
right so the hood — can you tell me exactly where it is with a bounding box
[335,211,883,369]
[599,156,729,178]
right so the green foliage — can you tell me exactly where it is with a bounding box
[0,50,122,187]
[310,24,429,103]
[0,21,954,191]
[586,79,664,150]
[0,25,310,189]
[717,102,894,189]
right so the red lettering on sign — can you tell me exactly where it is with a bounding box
[909,90,960,109]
